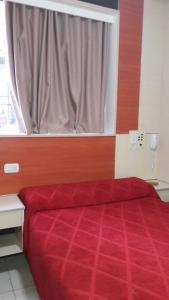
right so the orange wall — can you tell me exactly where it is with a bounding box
[0,137,115,194]
[116,0,144,133]
[0,0,144,194]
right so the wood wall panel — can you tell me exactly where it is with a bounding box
[0,137,115,195]
[116,0,144,133]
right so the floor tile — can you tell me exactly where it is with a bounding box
[9,267,34,290]
[0,292,15,300]
[0,254,39,299]
[0,273,13,295]
[0,258,8,273]
[14,287,40,300]
[5,254,28,270]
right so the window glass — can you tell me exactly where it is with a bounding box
[79,0,118,10]
[0,2,19,134]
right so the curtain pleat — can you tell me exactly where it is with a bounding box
[5,2,111,134]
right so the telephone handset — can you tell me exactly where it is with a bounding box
[150,134,157,151]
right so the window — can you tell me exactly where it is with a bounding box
[79,0,118,10]
[0,2,21,134]
[2,0,119,136]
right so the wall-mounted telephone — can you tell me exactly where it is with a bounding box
[129,131,144,150]
[149,134,158,151]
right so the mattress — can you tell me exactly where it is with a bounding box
[20,178,169,300]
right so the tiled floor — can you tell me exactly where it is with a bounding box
[0,254,40,300]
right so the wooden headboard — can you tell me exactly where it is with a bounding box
[0,136,115,194]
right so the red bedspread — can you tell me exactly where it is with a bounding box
[20,178,169,300]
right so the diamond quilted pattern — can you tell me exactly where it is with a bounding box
[129,249,160,273]
[97,254,127,280]
[63,262,92,292]
[19,178,169,300]
[132,288,163,300]
[131,265,168,297]
[75,230,98,251]
[68,245,95,265]
[24,197,169,300]
[99,239,126,261]
[95,272,128,300]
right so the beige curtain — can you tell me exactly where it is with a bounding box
[5,2,111,134]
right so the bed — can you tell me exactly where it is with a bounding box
[19,177,169,300]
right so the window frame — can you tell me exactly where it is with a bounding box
[1,0,119,137]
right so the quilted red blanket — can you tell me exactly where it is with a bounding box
[20,178,169,300]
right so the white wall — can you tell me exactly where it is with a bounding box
[115,134,157,179]
[115,0,168,180]
[158,1,169,182]
[138,0,168,133]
